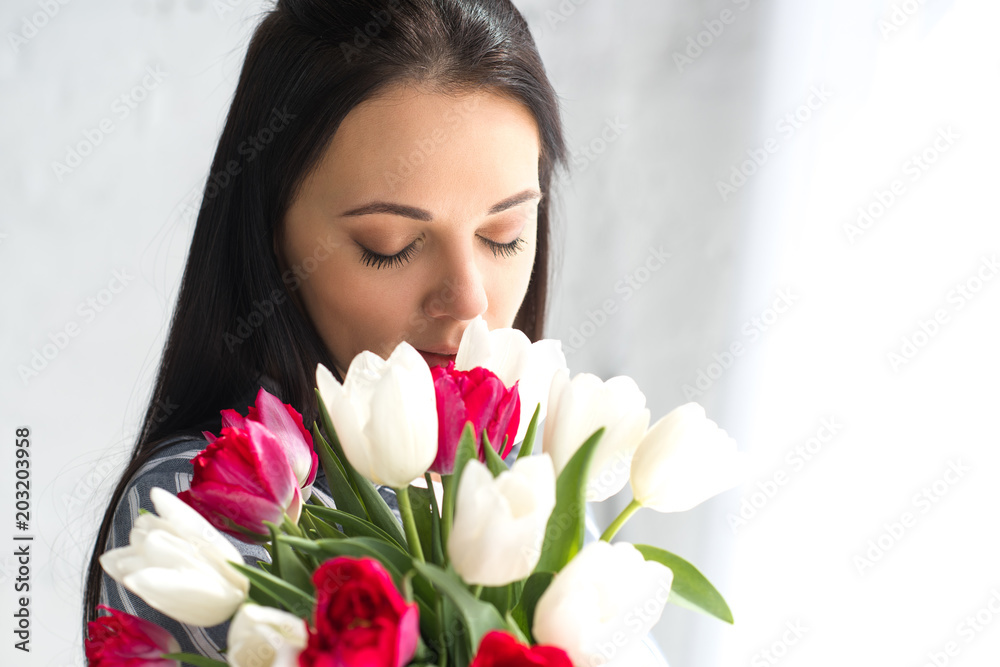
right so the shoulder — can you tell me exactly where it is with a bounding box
[105,435,202,551]
[112,435,208,521]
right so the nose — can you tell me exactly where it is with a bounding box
[422,245,488,322]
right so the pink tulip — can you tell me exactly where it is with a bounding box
[180,420,303,542]
[207,387,319,498]
[85,604,180,667]
[430,360,520,474]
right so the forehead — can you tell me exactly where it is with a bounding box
[302,83,542,217]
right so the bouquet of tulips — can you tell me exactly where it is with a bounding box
[87,317,750,667]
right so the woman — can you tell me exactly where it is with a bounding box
[83,0,567,656]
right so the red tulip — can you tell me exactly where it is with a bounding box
[299,557,419,667]
[469,631,573,667]
[430,361,520,474]
[179,420,302,542]
[85,604,180,667]
[209,387,319,497]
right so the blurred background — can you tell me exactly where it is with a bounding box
[2,0,999,665]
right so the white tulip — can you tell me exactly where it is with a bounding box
[227,603,308,667]
[532,541,673,666]
[447,455,557,586]
[454,315,567,444]
[630,402,750,512]
[99,487,249,626]
[316,341,438,488]
[542,369,650,502]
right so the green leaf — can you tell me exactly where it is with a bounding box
[230,562,315,619]
[515,402,541,461]
[354,476,407,548]
[408,484,445,566]
[263,522,315,597]
[413,561,507,656]
[281,534,442,637]
[304,504,404,549]
[505,610,530,644]
[634,544,734,624]
[280,535,436,605]
[313,390,407,548]
[280,536,403,576]
[264,521,282,585]
[509,571,553,641]
[442,423,478,549]
[274,538,316,596]
[442,597,471,666]
[481,430,509,477]
[300,505,347,540]
[245,581,285,610]
[480,583,512,617]
[533,427,604,573]
[311,423,368,521]
[162,653,228,667]
[424,473,444,566]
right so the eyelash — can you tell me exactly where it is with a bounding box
[357,236,527,269]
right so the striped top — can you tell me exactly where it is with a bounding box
[93,435,668,664]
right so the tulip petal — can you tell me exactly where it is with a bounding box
[455,316,567,445]
[183,482,286,535]
[317,363,375,480]
[122,567,247,626]
[366,363,435,487]
[220,409,246,431]
[630,404,750,512]
[245,421,298,505]
[430,374,467,474]
[448,456,556,586]
[254,387,318,490]
[149,487,244,563]
[543,371,649,501]
[533,542,672,666]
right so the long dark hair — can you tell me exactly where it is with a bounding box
[84,0,566,629]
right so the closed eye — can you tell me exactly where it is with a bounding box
[356,235,527,269]
[356,239,419,269]
[480,235,526,258]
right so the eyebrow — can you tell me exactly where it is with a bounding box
[340,188,543,221]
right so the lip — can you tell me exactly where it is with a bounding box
[416,348,458,368]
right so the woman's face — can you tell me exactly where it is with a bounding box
[280,84,542,378]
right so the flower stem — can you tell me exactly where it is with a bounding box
[471,584,483,599]
[395,486,425,562]
[600,498,643,542]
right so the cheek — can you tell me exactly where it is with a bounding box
[485,240,537,320]
[303,264,422,354]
